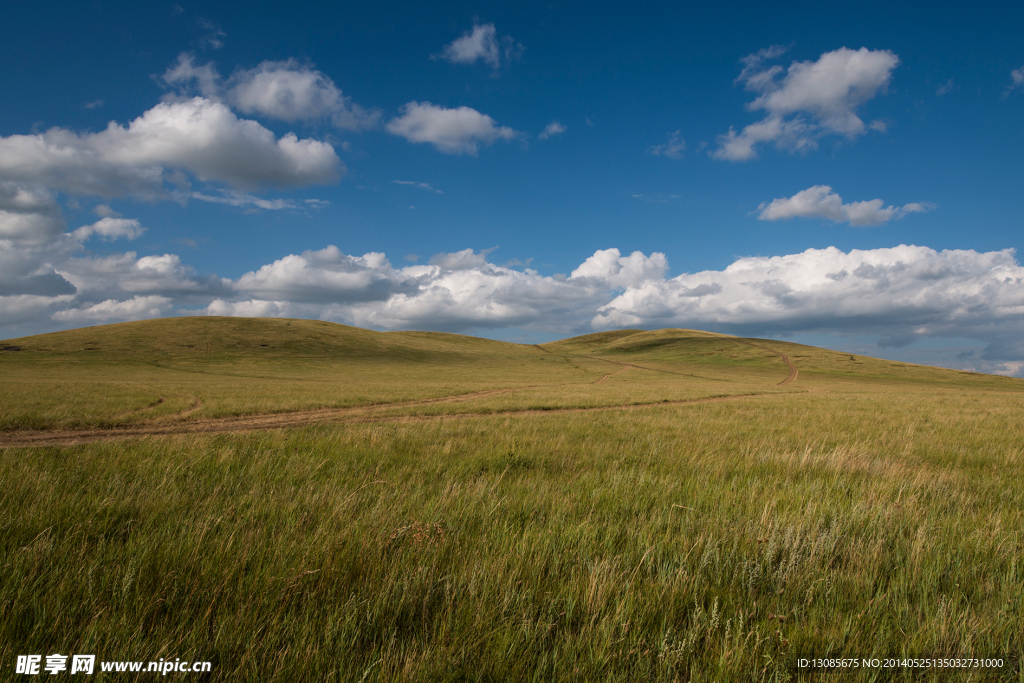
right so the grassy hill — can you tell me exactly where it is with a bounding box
[1,316,539,363]
[1,317,1017,433]
[1,318,1023,680]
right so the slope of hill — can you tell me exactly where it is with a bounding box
[1,317,1019,438]
[2,318,1023,679]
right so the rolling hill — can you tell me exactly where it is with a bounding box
[1,317,1018,441]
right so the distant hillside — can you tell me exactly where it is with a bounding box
[1,317,1020,436]
[0,317,540,365]
[2,317,1017,388]
[543,327,1014,386]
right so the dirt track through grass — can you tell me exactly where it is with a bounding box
[3,320,1024,681]
[1,339,799,447]
[0,390,781,447]
[735,339,799,385]
[595,365,631,384]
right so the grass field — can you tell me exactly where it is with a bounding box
[1,318,1022,681]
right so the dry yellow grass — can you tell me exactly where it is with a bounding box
[1,318,1021,681]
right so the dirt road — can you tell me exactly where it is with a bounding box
[0,390,784,448]
[735,340,799,385]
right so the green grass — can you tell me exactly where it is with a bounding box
[1,318,1022,681]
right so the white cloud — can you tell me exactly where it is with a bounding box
[436,23,523,70]
[538,121,567,140]
[973,360,1024,377]
[0,233,79,300]
[1007,66,1024,95]
[206,298,290,318]
[163,53,379,130]
[71,217,146,241]
[0,182,66,243]
[181,189,300,210]
[0,97,342,197]
[163,53,221,99]
[57,251,227,301]
[594,246,1024,351]
[0,228,227,333]
[92,204,120,218]
[393,180,442,194]
[648,130,685,159]
[232,247,407,303]
[386,102,519,155]
[5,241,1024,373]
[52,295,173,323]
[201,246,661,332]
[226,60,380,130]
[211,244,1024,364]
[428,247,498,270]
[570,248,668,288]
[714,47,899,161]
[757,185,933,226]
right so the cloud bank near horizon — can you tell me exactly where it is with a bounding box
[2,232,1023,375]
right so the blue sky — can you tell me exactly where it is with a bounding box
[2,0,1023,375]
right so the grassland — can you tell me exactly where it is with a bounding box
[1,318,1022,681]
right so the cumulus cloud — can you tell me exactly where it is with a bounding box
[386,102,519,155]
[757,185,933,226]
[163,53,221,99]
[648,130,685,159]
[92,204,120,218]
[56,251,228,301]
[52,295,174,324]
[594,246,1024,353]
[5,240,1024,375]
[210,244,1024,368]
[226,60,380,130]
[0,97,342,197]
[199,247,664,333]
[428,247,498,270]
[714,47,899,161]
[163,53,380,130]
[991,361,1024,377]
[538,121,566,140]
[0,182,66,243]
[570,248,668,288]
[0,229,229,334]
[71,217,146,241]
[436,23,523,70]
[233,247,410,303]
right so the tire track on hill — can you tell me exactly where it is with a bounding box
[579,356,727,382]
[0,386,527,447]
[734,340,799,385]
[1,343,800,447]
[595,366,630,384]
[1,390,788,447]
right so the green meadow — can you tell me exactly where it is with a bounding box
[1,318,1021,681]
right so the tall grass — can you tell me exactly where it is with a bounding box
[2,388,1022,681]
